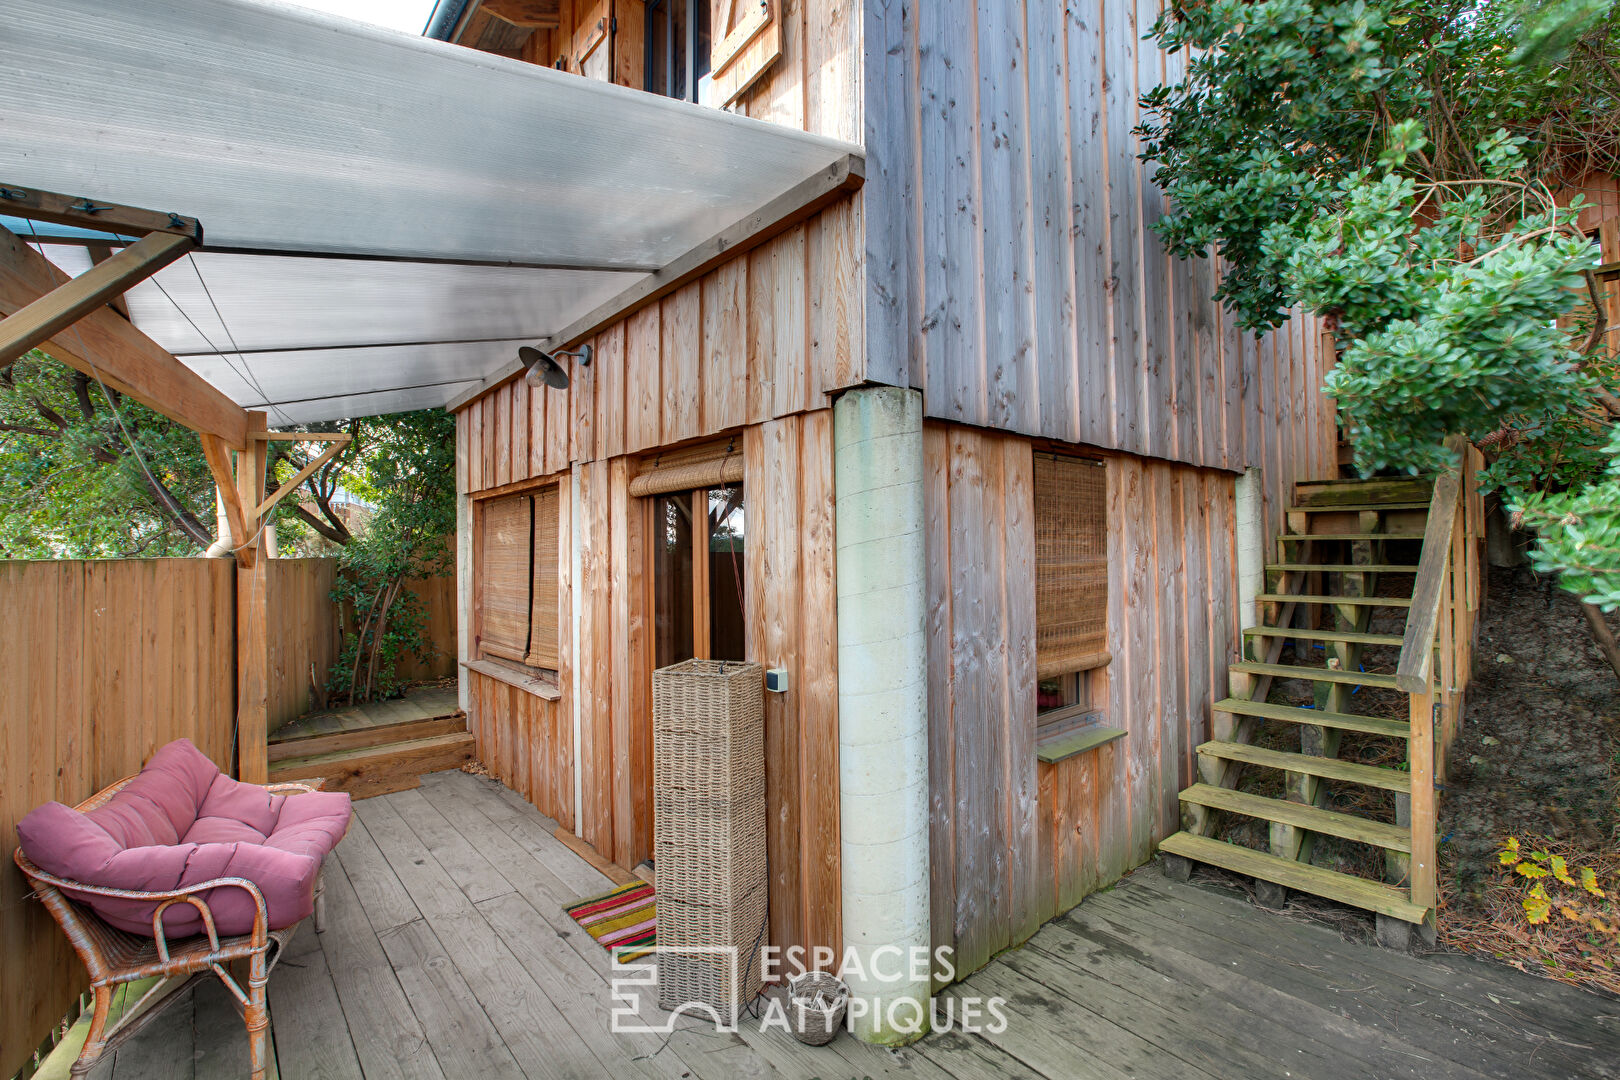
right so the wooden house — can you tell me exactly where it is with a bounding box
[430,0,1342,1042]
[8,0,1489,1057]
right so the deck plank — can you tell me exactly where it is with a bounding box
[310,857,447,1080]
[109,983,193,1080]
[356,794,617,1079]
[330,814,424,935]
[265,926,364,1080]
[1118,872,1620,1063]
[375,918,526,1080]
[91,769,1620,1080]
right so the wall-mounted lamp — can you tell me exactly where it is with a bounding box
[519,343,593,391]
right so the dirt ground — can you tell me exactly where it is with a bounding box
[1444,566,1620,901]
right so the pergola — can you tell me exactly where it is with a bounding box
[0,0,860,777]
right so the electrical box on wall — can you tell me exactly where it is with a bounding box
[765,668,789,694]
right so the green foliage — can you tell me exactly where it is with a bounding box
[1518,428,1620,609]
[1141,0,1620,629]
[1283,165,1597,473]
[326,409,456,704]
[0,352,216,556]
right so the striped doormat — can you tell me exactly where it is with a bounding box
[564,880,656,962]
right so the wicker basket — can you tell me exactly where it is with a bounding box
[652,659,768,1019]
[657,881,769,1017]
[652,659,765,794]
[787,971,849,1045]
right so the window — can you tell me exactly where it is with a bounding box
[645,0,711,103]
[477,485,561,672]
[1033,453,1120,760]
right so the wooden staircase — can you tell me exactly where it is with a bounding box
[1161,445,1485,944]
[268,710,474,799]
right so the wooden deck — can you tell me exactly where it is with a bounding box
[269,685,460,743]
[82,770,1620,1080]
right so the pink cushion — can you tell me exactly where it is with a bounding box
[17,739,351,938]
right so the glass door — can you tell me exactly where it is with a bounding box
[652,483,745,668]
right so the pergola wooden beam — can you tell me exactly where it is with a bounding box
[0,224,251,448]
[0,230,194,367]
[252,432,351,519]
[0,184,203,244]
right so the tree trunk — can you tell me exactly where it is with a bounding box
[348,588,383,706]
[363,578,404,702]
[1580,602,1620,682]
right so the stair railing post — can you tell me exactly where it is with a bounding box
[1409,688,1437,912]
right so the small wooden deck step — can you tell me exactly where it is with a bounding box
[1265,563,1417,574]
[1196,741,1411,791]
[270,731,474,799]
[1212,698,1409,739]
[1255,593,1411,607]
[1229,661,1399,689]
[268,714,467,763]
[1242,626,1406,648]
[1158,832,1430,923]
[1178,784,1411,852]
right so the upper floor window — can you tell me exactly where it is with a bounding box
[646,0,711,103]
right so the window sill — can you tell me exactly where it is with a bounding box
[462,658,562,701]
[1036,725,1126,764]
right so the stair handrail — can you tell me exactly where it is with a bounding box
[1395,436,1467,694]
[1393,433,1484,915]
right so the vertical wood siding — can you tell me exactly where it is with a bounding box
[459,201,860,496]
[458,411,843,964]
[924,423,1238,981]
[0,559,236,1080]
[864,0,1340,486]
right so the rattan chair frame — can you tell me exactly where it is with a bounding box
[13,776,328,1080]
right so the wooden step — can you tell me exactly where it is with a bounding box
[1196,741,1411,791]
[1255,593,1411,607]
[269,732,474,799]
[1212,698,1409,738]
[1242,626,1406,648]
[1178,784,1412,852]
[268,714,467,763]
[1288,502,1430,514]
[1158,832,1430,923]
[1279,532,1425,542]
[1265,563,1417,574]
[1293,478,1434,508]
[1229,661,1400,689]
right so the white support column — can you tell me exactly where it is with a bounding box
[1235,467,1264,634]
[834,386,930,1046]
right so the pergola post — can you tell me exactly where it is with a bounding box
[234,413,270,783]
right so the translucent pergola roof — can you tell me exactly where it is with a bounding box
[0,0,860,423]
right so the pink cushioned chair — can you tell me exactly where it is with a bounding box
[14,739,352,1080]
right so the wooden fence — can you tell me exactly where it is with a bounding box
[0,559,236,1080]
[265,559,457,732]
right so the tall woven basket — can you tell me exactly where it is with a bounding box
[652,659,768,1021]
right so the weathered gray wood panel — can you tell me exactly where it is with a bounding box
[863,0,1339,498]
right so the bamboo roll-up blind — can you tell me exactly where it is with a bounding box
[1034,453,1108,679]
[629,453,743,497]
[479,494,532,662]
[527,484,561,669]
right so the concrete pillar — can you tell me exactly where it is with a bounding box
[833,386,930,1045]
[1235,467,1264,634]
